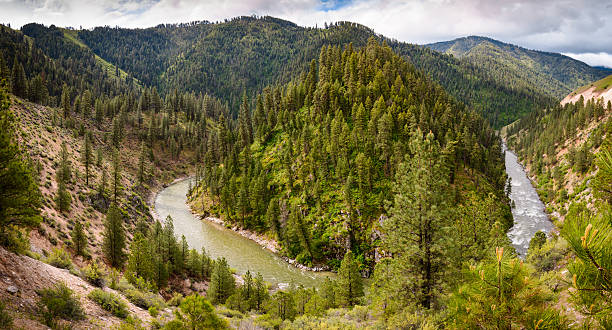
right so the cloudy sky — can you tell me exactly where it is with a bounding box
[2,0,612,67]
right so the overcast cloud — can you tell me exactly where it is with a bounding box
[1,0,611,67]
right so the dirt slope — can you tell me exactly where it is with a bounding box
[561,74,612,106]
[0,247,153,329]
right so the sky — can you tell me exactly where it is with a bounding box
[2,0,612,68]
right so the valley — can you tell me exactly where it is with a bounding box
[0,12,610,330]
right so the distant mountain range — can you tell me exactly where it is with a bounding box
[426,36,611,100]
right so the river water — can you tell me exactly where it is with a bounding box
[153,178,332,288]
[504,145,554,256]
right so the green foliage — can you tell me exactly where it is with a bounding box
[88,288,129,318]
[593,120,612,204]
[336,250,364,307]
[562,205,612,327]
[207,257,236,305]
[46,247,72,269]
[37,282,84,327]
[529,231,547,252]
[103,203,126,268]
[172,294,227,330]
[447,248,566,329]
[195,39,508,271]
[83,259,106,287]
[380,129,453,310]
[0,301,13,329]
[0,85,41,252]
[71,220,88,257]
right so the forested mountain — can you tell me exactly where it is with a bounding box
[427,36,611,100]
[63,17,584,127]
[189,39,512,272]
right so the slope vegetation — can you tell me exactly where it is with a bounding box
[427,36,611,100]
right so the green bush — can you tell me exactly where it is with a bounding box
[124,288,165,310]
[88,288,129,318]
[83,260,106,287]
[0,301,13,328]
[46,248,72,269]
[37,282,84,327]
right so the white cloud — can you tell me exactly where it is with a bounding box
[1,0,611,55]
[564,52,612,69]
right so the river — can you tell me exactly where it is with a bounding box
[504,144,554,256]
[153,178,333,288]
[153,145,549,286]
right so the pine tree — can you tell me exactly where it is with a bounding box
[336,250,364,307]
[137,142,148,185]
[126,232,153,282]
[207,257,235,304]
[10,57,27,98]
[381,129,452,310]
[71,220,87,257]
[111,149,121,204]
[102,203,126,268]
[252,272,268,312]
[61,84,71,119]
[0,86,41,250]
[562,207,611,327]
[55,177,71,213]
[82,132,93,186]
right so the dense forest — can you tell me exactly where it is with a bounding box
[72,17,599,128]
[0,16,610,329]
[189,39,512,272]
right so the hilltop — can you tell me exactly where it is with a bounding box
[427,36,611,100]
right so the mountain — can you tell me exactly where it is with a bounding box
[561,74,612,106]
[427,36,611,100]
[70,18,557,127]
[188,39,511,270]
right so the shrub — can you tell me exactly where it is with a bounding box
[124,289,164,310]
[46,248,72,269]
[88,288,129,318]
[148,306,158,317]
[37,282,84,327]
[167,292,184,307]
[0,301,13,328]
[83,260,106,287]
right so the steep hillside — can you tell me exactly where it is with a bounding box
[505,95,612,222]
[189,39,512,271]
[561,74,612,106]
[427,36,611,99]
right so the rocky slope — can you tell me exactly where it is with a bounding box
[561,74,612,106]
[0,246,155,329]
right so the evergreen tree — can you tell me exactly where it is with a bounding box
[336,250,364,307]
[71,220,88,257]
[0,86,41,250]
[448,247,566,328]
[137,142,148,185]
[10,57,27,98]
[111,149,122,203]
[55,177,71,213]
[126,232,153,282]
[174,294,227,330]
[102,203,126,268]
[82,132,93,186]
[562,206,611,327]
[207,257,235,304]
[61,84,71,119]
[381,129,452,310]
